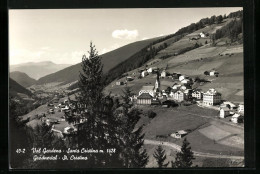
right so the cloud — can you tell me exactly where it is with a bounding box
[141,37,149,40]
[112,29,138,40]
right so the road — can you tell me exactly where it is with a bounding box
[144,139,244,160]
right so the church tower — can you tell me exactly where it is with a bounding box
[154,72,160,92]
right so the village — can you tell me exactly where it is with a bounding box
[21,62,244,142]
[116,65,244,123]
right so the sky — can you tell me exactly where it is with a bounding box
[9,7,242,65]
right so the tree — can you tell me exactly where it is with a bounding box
[119,87,149,168]
[216,15,223,24]
[153,145,169,168]
[171,138,195,168]
[204,71,209,76]
[72,42,123,167]
[146,110,157,118]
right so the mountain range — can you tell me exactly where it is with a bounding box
[37,38,161,85]
[10,61,72,80]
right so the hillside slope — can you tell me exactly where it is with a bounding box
[104,17,243,102]
[10,61,72,80]
[9,78,32,97]
[37,38,161,85]
[10,71,36,88]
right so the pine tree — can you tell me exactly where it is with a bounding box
[171,138,195,168]
[71,42,124,167]
[73,42,107,166]
[153,145,169,168]
[119,87,149,168]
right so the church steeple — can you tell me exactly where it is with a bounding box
[154,71,160,92]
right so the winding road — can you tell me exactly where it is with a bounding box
[144,139,244,160]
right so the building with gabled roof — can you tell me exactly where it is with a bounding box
[139,86,155,97]
[137,93,153,105]
[203,88,221,106]
[192,89,203,100]
[220,107,230,118]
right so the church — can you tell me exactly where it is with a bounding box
[137,73,161,105]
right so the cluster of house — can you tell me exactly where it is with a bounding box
[135,69,222,106]
[133,68,244,124]
[45,96,88,136]
[219,102,244,123]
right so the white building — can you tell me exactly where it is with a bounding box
[161,70,166,78]
[238,104,244,113]
[141,70,149,77]
[203,88,221,106]
[173,90,184,102]
[147,67,157,73]
[179,75,186,81]
[139,86,155,97]
[192,90,203,100]
[181,79,190,84]
[200,32,206,38]
[220,107,230,118]
[171,130,188,139]
[231,113,242,123]
[209,70,218,76]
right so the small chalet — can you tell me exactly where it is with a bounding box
[200,32,206,38]
[209,70,219,76]
[116,81,124,86]
[171,130,188,139]
[126,76,134,81]
[141,70,148,77]
[147,67,157,73]
[219,107,230,118]
[137,93,153,105]
[231,113,243,124]
[161,70,166,78]
[238,104,244,114]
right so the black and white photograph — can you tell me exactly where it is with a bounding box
[9,7,245,169]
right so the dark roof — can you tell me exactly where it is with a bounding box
[137,93,153,99]
[220,107,229,111]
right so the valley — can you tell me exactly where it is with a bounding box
[10,10,244,168]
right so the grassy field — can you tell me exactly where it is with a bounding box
[144,143,243,167]
[134,105,244,156]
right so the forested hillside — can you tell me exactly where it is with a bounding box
[10,71,37,88]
